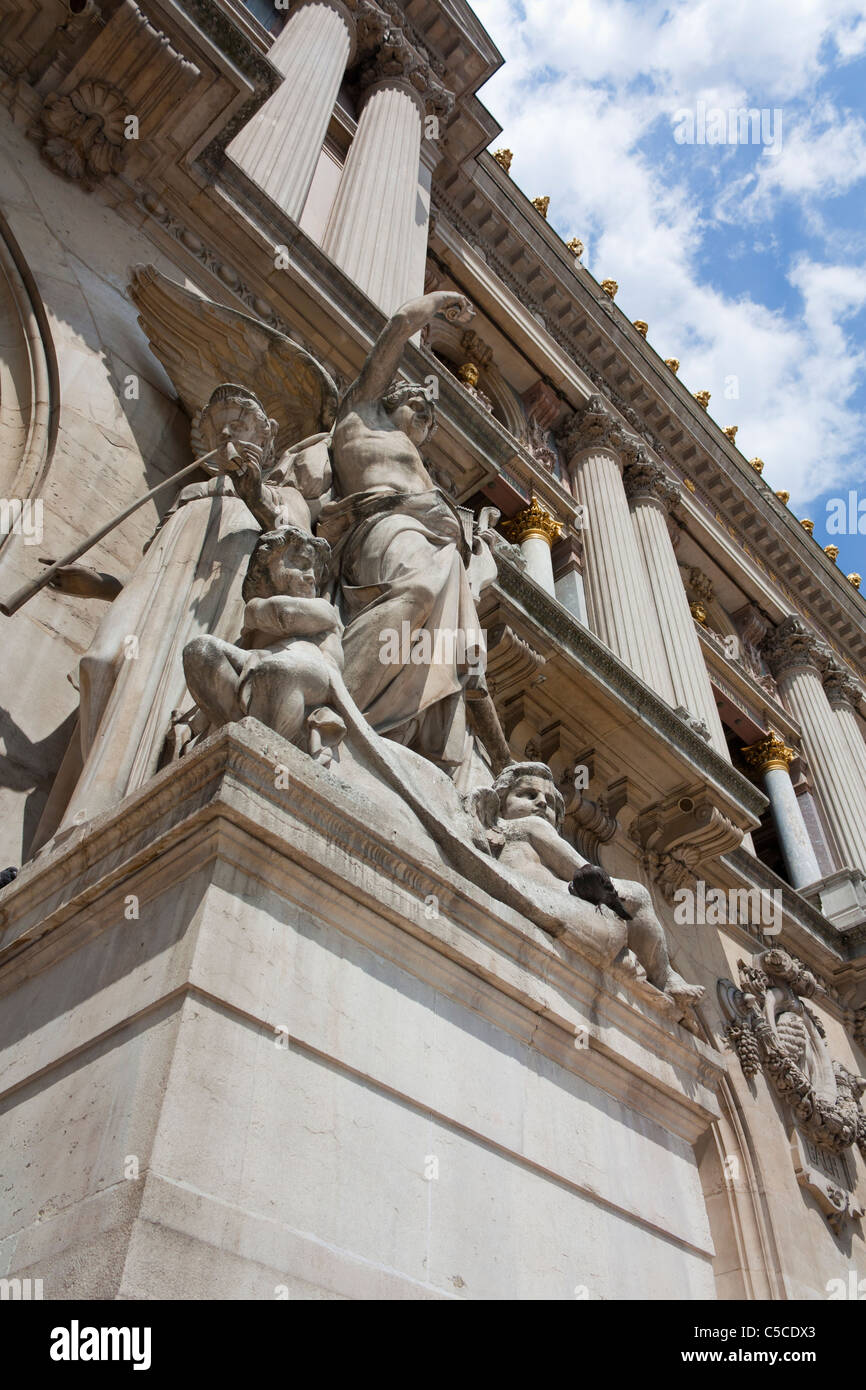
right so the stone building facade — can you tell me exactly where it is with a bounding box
[0,0,864,1300]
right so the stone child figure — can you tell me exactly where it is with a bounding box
[475,763,705,1013]
[182,525,345,760]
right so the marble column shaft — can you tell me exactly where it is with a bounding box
[228,0,355,223]
[765,620,866,874]
[322,79,424,314]
[501,498,561,597]
[624,458,728,756]
[824,668,866,789]
[742,736,821,890]
[562,399,675,702]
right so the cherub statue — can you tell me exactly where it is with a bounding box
[473,762,705,1017]
[182,525,346,763]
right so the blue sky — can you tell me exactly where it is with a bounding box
[472,0,866,579]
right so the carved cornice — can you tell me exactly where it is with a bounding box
[762,615,832,681]
[741,734,796,775]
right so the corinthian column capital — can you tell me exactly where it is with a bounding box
[823,663,863,711]
[741,733,796,775]
[761,615,832,679]
[355,7,454,115]
[622,455,680,512]
[500,496,564,548]
[558,394,627,463]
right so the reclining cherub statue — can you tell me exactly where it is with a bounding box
[473,762,705,1020]
[182,524,346,765]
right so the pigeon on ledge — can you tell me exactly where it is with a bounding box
[569,864,633,921]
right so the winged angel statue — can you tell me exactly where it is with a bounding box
[37,266,503,844]
[32,266,706,1025]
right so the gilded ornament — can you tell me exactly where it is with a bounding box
[566,237,584,258]
[501,496,564,548]
[723,425,738,442]
[775,490,790,505]
[847,573,861,590]
[492,148,513,173]
[601,279,618,299]
[741,733,796,774]
[799,518,814,536]
[633,320,648,337]
[664,358,679,373]
[824,544,839,563]
[532,195,550,219]
[693,390,711,409]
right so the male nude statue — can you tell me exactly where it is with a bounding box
[318,291,497,781]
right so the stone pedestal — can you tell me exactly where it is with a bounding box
[228,0,356,223]
[561,398,675,703]
[0,722,723,1300]
[741,735,821,890]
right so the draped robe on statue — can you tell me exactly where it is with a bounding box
[318,487,494,775]
[55,476,260,832]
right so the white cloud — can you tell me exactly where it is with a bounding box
[471,0,866,507]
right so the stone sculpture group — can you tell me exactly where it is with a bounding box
[39,269,704,1024]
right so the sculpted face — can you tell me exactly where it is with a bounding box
[390,392,434,446]
[500,774,559,826]
[202,397,276,475]
[268,542,318,598]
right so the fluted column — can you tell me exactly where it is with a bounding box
[763,617,866,873]
[741,735,821,889]
[322,32,453,313]
[824,665,866,789]
[623,452,728,756]
[228,0,356,222]
[559,396,675,701]
[501,497,563,596]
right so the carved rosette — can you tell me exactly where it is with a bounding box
[741,733,796,775]
[761,615,831,680]
[39,80,128,187]
[558,393,626,462]
[719,950,866,1203]
[823,664,863,711]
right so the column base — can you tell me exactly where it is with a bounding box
[800,868,866,933]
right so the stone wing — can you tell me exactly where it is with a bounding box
[128,264,339,456]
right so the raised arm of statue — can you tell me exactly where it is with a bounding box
[341,291,475,414]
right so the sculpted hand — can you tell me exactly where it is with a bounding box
[41,562,123,601]
[433,292,475,326]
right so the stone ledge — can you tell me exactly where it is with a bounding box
[0,720,724,1145]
